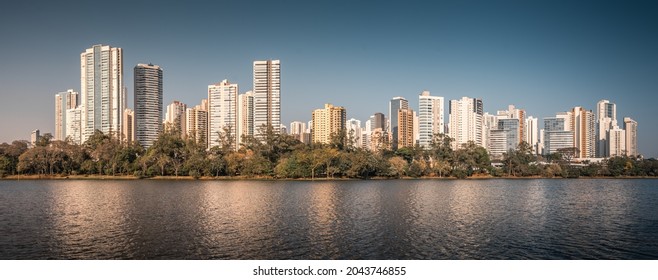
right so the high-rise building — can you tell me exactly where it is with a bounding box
[122,109,134,143]
[370,113,386,131]
[369,128,389,151]
[66,107,83,145]
[449,97,484,149]
[208,79,238,150]
[608,127,626,157]
[389,97,409,150]
[418,91,444,148]
[185,103,208,146]
[237,91,254,145]
[55,89,79,141]
[312,104,346,144]
[397,108,415,149]
[497,105,526,145]
[572,106,596,158]
[596,100,617,157]
[624,117,638,157]
[538,129,545,155]
[543,117,574,155]
[253,60,281,136]
[525,117,539,154]
[31,129,40,147]
[134,63,163,149]
[347,118,362,148]
[165,101,187,137]
[488,118,520,158]
[289,121,306,143]
[80,44,123,142]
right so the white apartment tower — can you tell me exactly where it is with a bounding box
[608,127,626,157]
[55,89,79,141]
[418,91,444,148]
[165,101,187,137]
[134,63,163,149]
[186,102,208,146]
[253,60,281,136]
[80,44,123,142]
[289,121,306,136]
[238,91,254,145]
[525,116,539,153]
[449,97,484,149]
[66,107,82,145]
[208,79,238,150]
[624,117,638,157]
[596,99,617,157]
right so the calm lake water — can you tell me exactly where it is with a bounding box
[1,179,657,259]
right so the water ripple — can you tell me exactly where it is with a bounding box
[1,179,658,259]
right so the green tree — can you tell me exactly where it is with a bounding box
[388,156,407,178]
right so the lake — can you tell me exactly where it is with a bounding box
[1,179,657,259]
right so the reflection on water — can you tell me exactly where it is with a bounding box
[1,179,657,259]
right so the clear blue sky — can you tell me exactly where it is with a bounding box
[1,0,657,157]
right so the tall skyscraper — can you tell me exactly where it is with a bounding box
[208,79,238,150]
[186,102,208,146]
[55,89,79,141]
[165,101,187,137]
[312,104,346,144]
[596,99,617,157]
[134,63,163,149]
[397,108,415,149]
[449,97,484,149]
[237,91,254,145]
[572,106,596,158]
[253,60,281,136]
[80,44,123,142]
[418,91,444,148]
[624,117,638,157]
[525,116,539,153]
[389,97,409,150]
[122,109,134,143]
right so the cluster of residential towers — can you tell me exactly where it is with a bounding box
[53,44,639,159]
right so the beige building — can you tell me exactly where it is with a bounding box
[122,109,134,143]
[608,127,626,157]
[572,107,596,158]
[186,101,208,146]
[624,117,638,157]
[165,101,187,137]
[312,104,346,144]
[55,89,79,141]
[397,108,415,149]
[238,91,254,145]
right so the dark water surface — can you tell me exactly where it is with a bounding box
[1,179,657,259]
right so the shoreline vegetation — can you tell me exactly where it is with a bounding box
[2,125,657,181]
[2,174,657,181]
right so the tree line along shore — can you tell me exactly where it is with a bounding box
[2,126,657,180]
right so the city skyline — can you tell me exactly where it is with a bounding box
[1,1,657,157]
